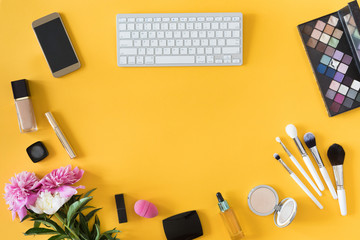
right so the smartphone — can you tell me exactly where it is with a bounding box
[32,12,80,78]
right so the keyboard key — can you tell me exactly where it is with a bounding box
[188,48,196,54]
[232,16,240,21]
[203,23,210,29]
[172,48,179,54]
[128,56,136,64]
[226,39,240,46]
[162,17,170,21]
[224,31,231,37]
[182,31,190,38]
[197,48,204,54]
[136,56,144,64]
[163,48,171,54]
[159,40,167,46]
[119,18,127,22]
[190,31,198,38]
[154,17,161,22]
[206,17,214,21]
[216,31,223,38]
[189,17,196,22]
[210,39,217,46]
[199,31,206,38]
[146,48,154,55]
[138,48,146,55]
[150,40,158,47]
[156,56,195,64]
[215,17,222,21]
[207,56,214,63]
[197,17,205,21]
[127,23,135,30]
[196,56,205,63]
[180,17,188,22]
[153,23,160,30]
[155,48,163,55]
[118,24,127,30]
[119,48,137,55]
[205,47,213,54]
[119,40,133,47]
[224,17,231,21]
[132,32,140,38]
[171,18,179,21]
[136,23,143,30]
[222,47,240,54]
[211,22,219,29]
[180,48,188,54]
[220,22,227,29]
[149,32,156,38]
[161,23,169,30]
[186,23,194,29]
[176,39,184,46]
[134,40,141,47]
[144,23,152,30]
[142,40,150,46]
[228,22,240,29]
[145,56,154,64]
[232,31,240,37]
[119,32,131,38]
[119,56,127,64]
[140,32,148,38]
[201,39,209,46]
[145,18,153,22]
[208,31,215,38]
[178,23,186,30]
[174,31,181,38]
[128,18,135,22]
[168,40,175,46]
[170,23,177,30]
[165,31,173,38]
[136,18,144,22]
[184,39,192,46]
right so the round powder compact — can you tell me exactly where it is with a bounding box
[248,185,297,228]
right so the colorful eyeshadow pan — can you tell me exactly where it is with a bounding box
[303,25,313,35]
[333,29,343,39]
[316,42,327,52]
[334,72,344,82]
[307,38,318,48]
[343,98,354,108]
[320,33,331,43]
[317,64,327,74]
[329,59,340,69]
[315,20,326,30]
[351,80,360,90]
[342,54,352,64]
[333,50,344,61]
[330,102,341,112]
[325,46,335,56]
[338,63,349,74]
[330,80,340,91]
[338,84,349,95]
[334,93,345,104]
[328,37,339,48]
[326,68,336,78]
[320,55,331,65]
[328,16,339,26]
[347,89,357,99]
[324,24,335,35]
[356,94,360,102]
[311,29,322,39]
[343,76,353,86]
[326,89,336,99]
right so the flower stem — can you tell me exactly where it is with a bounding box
[54,213,80,240]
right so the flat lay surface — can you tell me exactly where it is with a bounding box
[1,0,360,239]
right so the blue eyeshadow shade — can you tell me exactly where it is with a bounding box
[326,68,336,78]
[317,64,327,74]
[320,55,331,65]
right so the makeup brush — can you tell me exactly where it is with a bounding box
[327,144,347,216]
[285,124,324,191]
[304,133,337,199]
[273,153,323,209]
[276,137,322,196]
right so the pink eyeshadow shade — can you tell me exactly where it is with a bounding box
[334,93,345,104]
[311,29,322,40]
[338,63,349,74]
[330,80,340,91]
[330,102,341,112]
[315,20,326,31]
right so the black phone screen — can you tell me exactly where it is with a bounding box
[34,18,78,72]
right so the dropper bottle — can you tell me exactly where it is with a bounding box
[217,192,244,240]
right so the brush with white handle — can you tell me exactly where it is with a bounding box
[327,144,347,216]
[276,137,322,196]
[273,153,323,209]
[304,133,337,199]
[285,124,324,191]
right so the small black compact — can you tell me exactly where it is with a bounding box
[26,141,48,163]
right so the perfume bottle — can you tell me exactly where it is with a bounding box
[11,79,37,133]
[217,192,244,240]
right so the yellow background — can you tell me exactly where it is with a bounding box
[0,0,359,239]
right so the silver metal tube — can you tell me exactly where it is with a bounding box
[333,165,344,189]
[309,147,325,168]
[278,158,293,174]
[293,137,306,156]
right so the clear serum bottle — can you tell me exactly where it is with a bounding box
[11,79,37,133]
[217,192,244,240]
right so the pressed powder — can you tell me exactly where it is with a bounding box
[249,187,277,214]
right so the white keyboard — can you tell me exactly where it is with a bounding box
[117,13,243,67]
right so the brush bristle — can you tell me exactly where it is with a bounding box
[275,137,281,143]
[285,124,297,138]
[327,144,345,166]
[273,153,280,160]
[304,132,316,148]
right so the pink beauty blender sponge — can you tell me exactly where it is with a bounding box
[134,200,158,218]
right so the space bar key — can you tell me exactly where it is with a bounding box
[155,56,195,64]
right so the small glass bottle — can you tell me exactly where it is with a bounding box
[217,192,244,240]
[11,79,37,133]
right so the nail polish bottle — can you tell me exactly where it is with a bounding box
[11,79,37,133]
[217,192,244,240]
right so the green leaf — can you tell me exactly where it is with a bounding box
[67,197,93,225]
[21,214,32,222]
[80,206,95,212]
[34,220,41,228]
[83,188,96,198]
[32,218,66,234]
[85,208,102,222]
[79,212,91,238]
[48,235,68,240]
[95,215,100,226]
[95,224,101,240]
[24,228,57,235]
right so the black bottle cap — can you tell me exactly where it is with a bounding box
[115,194,127,223]
[162,210,203,240]
[26,141,48,163]
[11,79,30,99]
[216,192,224,202]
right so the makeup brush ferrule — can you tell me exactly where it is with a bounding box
[293,137,306,156]
[310,147,325,168]
[333,165,344,188]
[279,141,292,157]
[278,159,293,174]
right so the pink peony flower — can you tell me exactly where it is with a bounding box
[4,171,40,221]
[39,165,84,199]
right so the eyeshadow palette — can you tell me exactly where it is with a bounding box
[298,1,360,116]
